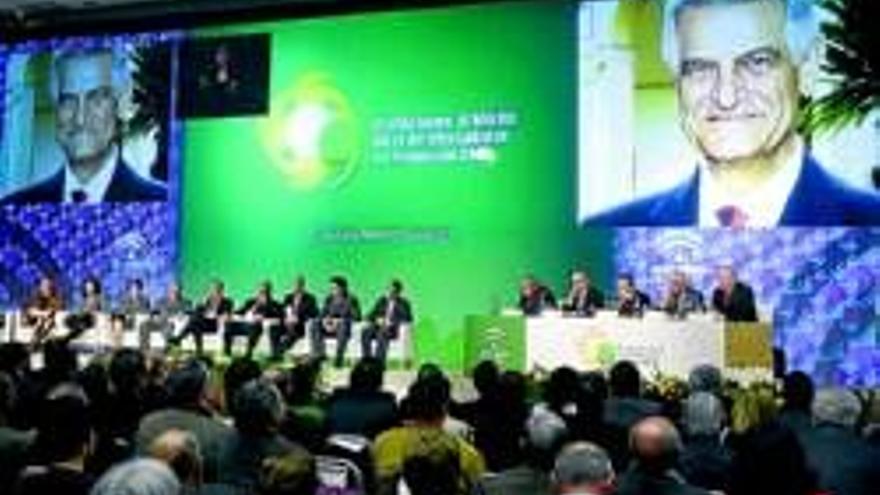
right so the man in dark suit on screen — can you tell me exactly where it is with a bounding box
[1,46,165,205]
[711,266,758,322]
[584,0,880,227]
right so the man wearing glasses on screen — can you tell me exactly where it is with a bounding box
[1,46,165,204]
[584,0,880,227]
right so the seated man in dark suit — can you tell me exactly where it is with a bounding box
[583,0,880,227]
[662,271,706,319]
[224,280,283,357]
[140,282,192,352]
[269,275,319,361]
[171,279,233,355]
[560,270,605,317]
[517,275,557,317]
[710,266,758,322]
[616,274,652,318]
[1,46,166,205]
[361,279,413,364]
[308,276,361,368]
[111,278,151,336]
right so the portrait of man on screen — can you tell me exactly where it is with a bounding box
[0,45,167,204]
[584,0,880,227]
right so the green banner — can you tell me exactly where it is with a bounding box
[463,314,526,371]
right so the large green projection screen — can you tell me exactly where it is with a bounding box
[181,1,608,368]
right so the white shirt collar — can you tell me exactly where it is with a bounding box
[698,138,804,227]
[63,145,119,204]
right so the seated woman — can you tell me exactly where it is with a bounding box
[23,276,64,348]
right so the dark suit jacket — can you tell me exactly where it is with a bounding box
[199,296,234,318]
[321,294,361,321]
[236,297,283,319]
[367,295,413,327]
[1,159,166,204]
[711,282,758,322]
[617,466,712,495]
[282,291,319,322]
[583,155,880,226]
[560,287,605,316]
[802,424,880,495]
[326,389,398,439]
[518,286,557,316]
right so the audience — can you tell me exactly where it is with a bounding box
[678,392,731,492]
[326,357,398,438]
[801,389,880,495]
[616,416,711,495]
[551,442,615,495]
[90,458,180,495]
[1,334,879,495]
[14,384,95,495]
[136,358,232,483]
[218,379,308,490]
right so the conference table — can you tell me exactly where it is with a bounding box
[465,311,774,381]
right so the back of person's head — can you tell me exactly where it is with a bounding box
[91,458,180,495]
[684,392,725,437]
[629,417,682,474]
[233,378,285,436]
[783,371,814,412]
[471,360,500,398]
[497,370,527,408]
[350,357,385,393]
[688,364,723,396]
[258,450,318,495]
[224,356,262,414]
[285,359,320,405]
[729,422,817,495]
[402,428,461,495]
[109,348,146,396]
[526,407,569,470]
[0,343,29,374]
[43,339,78,383]
[406,375,449,423]
[812,388,862,429]
[149,428,203,488]
[581,371,609,401]
[35,384,91,463]
[552,442,614,494]
[165,358,208,408]
[416,362,444,382]
[609,361,641,398]
[731,386,778,434]
[545,366,581,412]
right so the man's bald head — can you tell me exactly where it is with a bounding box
[149,428,203,487]
[629,417,683,473]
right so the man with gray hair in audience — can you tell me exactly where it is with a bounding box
[475,406,569,495]
[801,389,880,495]
[679,392,731,493]
[617,417,711,495]
[687,365,723,398]
[90,458,180,495]
[550,442,615,495]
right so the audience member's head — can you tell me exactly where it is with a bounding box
[688,364,723,397]
[812,388,862,430]
[609,361,641,398]
[0,343,29,375]
[349,357,385,394]
[165,358,209,410]
[683,392,725,437]
[34,383,92,465]
[731,386,777,434]
[581,371,609,402]
[471,360,500,398]
[44,339,78,384]
[90,458,180,495]
[782,371,814,412]
[224,356,262,414]
[729,422,817,495]
[525,407,569,470]
[416,362,445,382]
[233,379,285,436]
[149,428,203,488]
[258,450,318,495]
[545,366,582,414]
[285,359,320,405]
[109,348,146,397]
[402,428,461,495]
[405,375,450,424]
[552,442,614,495]
[629,417,683,475]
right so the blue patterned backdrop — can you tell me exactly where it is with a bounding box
[0,32,181,308]
[614,228,879,387]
